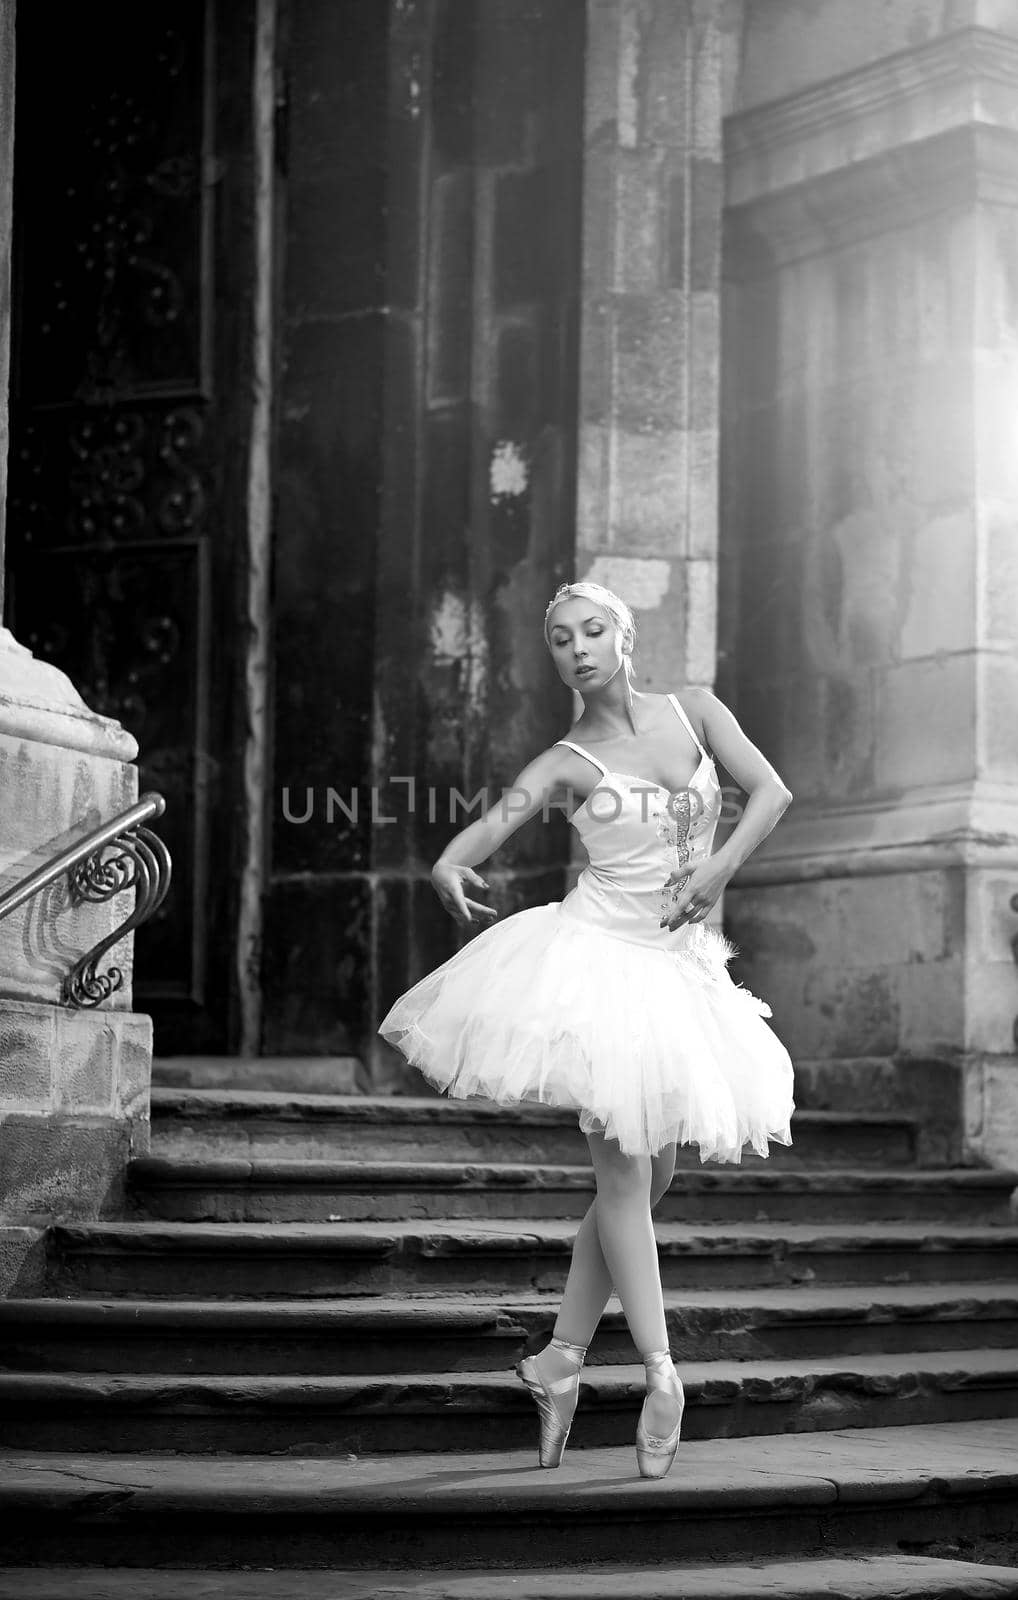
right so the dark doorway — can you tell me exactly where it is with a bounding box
[5,1,263,1052]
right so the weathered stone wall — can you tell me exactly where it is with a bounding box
[0,0,11,591]
[264,1,586,1083]
[575,0,725,692]
[719,1,1018,1163]
[0,648,152,1296]
[0,0,152,1293]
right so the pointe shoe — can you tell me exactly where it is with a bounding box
[635,1348,684,1480]
[516,1335,587,1469]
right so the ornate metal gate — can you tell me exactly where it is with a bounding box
[6,1,258,1050]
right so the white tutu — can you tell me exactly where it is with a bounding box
[378,902,795,1163]
[380,694,796,1162]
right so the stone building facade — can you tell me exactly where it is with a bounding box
[1,0,1017,1283]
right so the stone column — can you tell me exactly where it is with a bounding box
[0,0,11,615]
[0,0,151,1293]
[576,0,725,691]
[720,4,1018,1165]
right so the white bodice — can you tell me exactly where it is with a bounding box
[554,693,724,953]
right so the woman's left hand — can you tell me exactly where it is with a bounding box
[659,860,731,931]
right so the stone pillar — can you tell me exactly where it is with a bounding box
[0,0,10,613]
[576,0,725,691]
[720,4,1018,1165]
[0,0,151,1293]
[268,2,586,1086]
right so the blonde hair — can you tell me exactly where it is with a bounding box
[543,581,637,682]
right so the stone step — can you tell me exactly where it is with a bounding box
[2,1348,1016,1454]
[152,1055,359,1094]
[2,1421,1016,1567]
[149,1090,923,1167]
[4,1283,1018,1373]
[128,1155,1018,1224]
[46,1219,1018,1298]
[4,1557,1018,1600]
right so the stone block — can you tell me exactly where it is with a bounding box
[913,361,976,510]
[0,732,138,1007]
[582,147,620,293]
[684,556,718,683]
[613,291,689,431]
[976,355,1018,499]
[963,1052,1018,1168]
[792,1053,962,1134]
[898,511,978,659]
[686,429,719,560]
[840,872,960,970]
[802,505,904,675]
[613,427,689,554]
[643,1,694,149]
[969,868,1018,964]
[873,654,976,792]
[665,163,688,290]
[965,959,1018,1055]
[691,8,724,157]
[579,296,613,425]
[980,650,1018,781]
[0,1004,53,1110]
[52,1010,116,1115]
[804,964,902,1058]
[732,869,959,975]
[725,882,821,968]
[0,1226,46,1297]
[576,423,612,550]
[0,1116,129,1222]
[115,1010,153,1121]
[982,502,1018,649]
[975,205,1018,351]
[895,957,966,1055]
[816,669,875,802]
[615,150,666,294]
[583,0,622,147]
[689,157,723,291]
[689,291,720,431]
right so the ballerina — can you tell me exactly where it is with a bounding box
[378,580,795,1477]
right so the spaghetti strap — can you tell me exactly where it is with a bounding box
[667,693,707,759]
[555,738,610,780]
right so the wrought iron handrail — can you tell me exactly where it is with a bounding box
[0,791,172,1007]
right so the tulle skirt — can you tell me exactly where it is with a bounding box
[377,902,796,1162]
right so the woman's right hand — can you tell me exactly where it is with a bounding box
[431,861,498,928]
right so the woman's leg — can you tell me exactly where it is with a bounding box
[584,1132,682,1438]
[553,1141,677,1347]
[532,1140,678,1424]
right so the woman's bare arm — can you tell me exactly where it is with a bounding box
[431,748,570,926]
[691,688,792,875]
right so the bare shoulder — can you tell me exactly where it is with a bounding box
[673,687,792,797]
[670,685,722,740]
[523,739,586,792]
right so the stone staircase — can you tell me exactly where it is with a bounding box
[2,1087,1018,1598]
